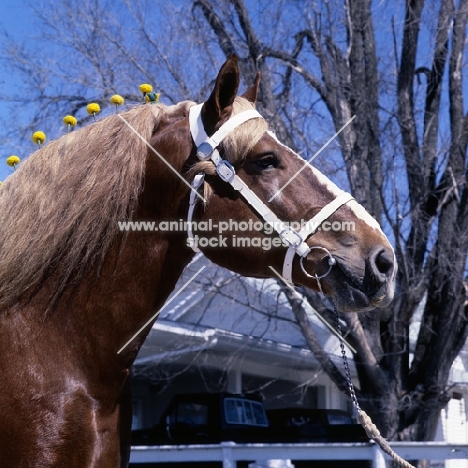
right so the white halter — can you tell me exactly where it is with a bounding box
[188,103,353,284]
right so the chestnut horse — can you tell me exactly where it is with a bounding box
[0,56,395,467]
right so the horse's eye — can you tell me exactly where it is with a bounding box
[255,154,279,169]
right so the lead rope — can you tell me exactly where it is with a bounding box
[332,302,415,468]
[314,277,415,468]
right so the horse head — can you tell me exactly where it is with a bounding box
[176,56,395,312]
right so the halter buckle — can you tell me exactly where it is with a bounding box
[216,160,236,182]
[279,227,303,248]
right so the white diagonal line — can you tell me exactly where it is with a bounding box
[117,265,207,354]
[268,266,357,353]
[118,114,206,203]
[268,115,356,202]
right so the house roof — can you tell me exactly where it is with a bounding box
[135,254,355,376]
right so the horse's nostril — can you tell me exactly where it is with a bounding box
[369,247,395,281]
[376,251,394,275]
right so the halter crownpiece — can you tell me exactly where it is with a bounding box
[187,103,354,284]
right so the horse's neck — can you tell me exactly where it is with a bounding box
[59,139,196,371]
[40,229,194,375]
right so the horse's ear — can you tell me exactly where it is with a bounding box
[202,55,240,135]
[242,72,261,104]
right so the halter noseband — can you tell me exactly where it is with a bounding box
[188,103,353,284]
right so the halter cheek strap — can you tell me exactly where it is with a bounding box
[188,103,353,284]
[187,173,205,253]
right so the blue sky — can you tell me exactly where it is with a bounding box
[0,0,461,193]
[0,0,395,184]
[0,0,33,182]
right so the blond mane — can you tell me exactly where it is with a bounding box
[0,101,191,311]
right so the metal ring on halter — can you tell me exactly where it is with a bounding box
[299,246,337,280]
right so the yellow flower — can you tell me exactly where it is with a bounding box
[63,115,77,126]
[32,131,46,145]
[110,94,124,106]
[87,103,101,115]
[0,181,3,186]
[139,84,153,94]
[6,155,20,167]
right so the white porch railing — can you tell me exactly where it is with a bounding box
[130,442,468,468]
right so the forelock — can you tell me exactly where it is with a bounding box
[222,97,269,164]
[187,96,268,184]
